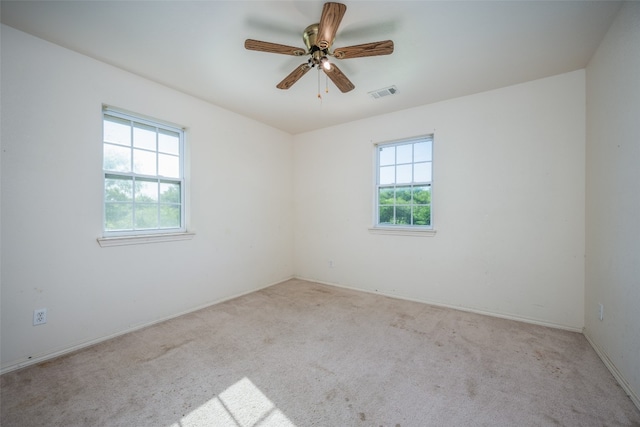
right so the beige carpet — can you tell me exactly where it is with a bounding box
[2,279,639,426]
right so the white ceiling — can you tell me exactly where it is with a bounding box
[1,0,622,134]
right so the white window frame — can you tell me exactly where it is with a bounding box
[370,135,436,237]
[98,107,193,246]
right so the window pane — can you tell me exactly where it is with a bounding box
[414,162,432,182]
[133,149,157,175]
[379,146,395,166]
[159,153,180,178]
[413,206,431,226]
[379,187,394,205]
[104,144,131,172]
[159,130,180,155]
[133,124,156,150]
[160,205,181,228]
[104,115,131,146]
[105,202,133,230]
[396,206,411,225]
[105,176,133,202]
[135,179,158,202]
[397,144,412,164]
[379,166,395,185]
[135,203,158,229]
[396,187,412,204]
[160,182,181,203]
[396,164,412,184]
[379,206,394,224]
[413,186,431,204]
[414,140,432,162]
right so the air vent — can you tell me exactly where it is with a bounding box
[368,85,398,99]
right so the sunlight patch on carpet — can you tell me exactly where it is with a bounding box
[168,377,296,427]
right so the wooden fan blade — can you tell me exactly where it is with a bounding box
[245,39,306,56]
[316,2,347,50]
[323,63,355,93]
[277,63,312,90]
[333,40,394,59]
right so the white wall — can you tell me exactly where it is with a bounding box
[0,25,294,371]
[293,70,586,331]
[585,1,640,407]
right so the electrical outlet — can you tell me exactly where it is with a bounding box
[33,308,47,326]
[598,303,604,321]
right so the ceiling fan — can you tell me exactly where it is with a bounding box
[244,2,394,93]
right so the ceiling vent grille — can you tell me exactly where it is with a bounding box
[369,85,398,99]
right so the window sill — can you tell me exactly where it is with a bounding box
[97,232,195,247]
[368,227,437,237]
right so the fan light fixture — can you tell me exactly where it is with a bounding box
[321,56,331,70]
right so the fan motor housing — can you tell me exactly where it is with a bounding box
[303,24,321,51]
[303,23,331,67]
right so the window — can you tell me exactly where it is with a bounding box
[102,108,185,236]
[375,136,433,228]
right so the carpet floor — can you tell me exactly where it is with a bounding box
[2,278,639,426]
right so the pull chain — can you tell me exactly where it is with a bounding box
[317,68,322,102]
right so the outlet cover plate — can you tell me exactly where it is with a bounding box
[33,308,47,325]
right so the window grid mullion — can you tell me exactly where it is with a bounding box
[155,131,160,228]
[157,177,161,228]
[411,143,415,185]
[394,146,397,224]
[105,170,181,183]
[129,119,135,174]
[132,176,137,229]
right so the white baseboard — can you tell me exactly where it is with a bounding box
[292,275,583,333]
[583,330,640,411]
[0,276,294,375]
